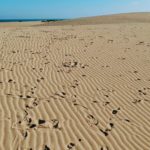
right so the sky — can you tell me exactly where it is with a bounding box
[0,0,150,19]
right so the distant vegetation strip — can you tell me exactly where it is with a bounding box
[0,19,66,22]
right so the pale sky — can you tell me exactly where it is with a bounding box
[0,0,150,19]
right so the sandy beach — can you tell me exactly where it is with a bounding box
[0,13,150,150]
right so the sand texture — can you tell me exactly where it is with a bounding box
[0,15,150,150]
[45,12,150,26]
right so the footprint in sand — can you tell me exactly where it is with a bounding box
[44,145,50,150]
[67,142,75,149]
[99,122,114,137]
[100,146,109,150]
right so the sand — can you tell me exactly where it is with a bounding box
[0,13,150,150]
[45,12,150,26]
[0,22,42,28]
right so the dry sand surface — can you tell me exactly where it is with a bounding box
[46,12,150,26]
[0,22,42,28]
[0,14,150,150]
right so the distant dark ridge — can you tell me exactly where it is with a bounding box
[0,19,65,23]
[41,19,65,22]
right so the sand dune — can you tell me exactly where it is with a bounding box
[0,13,150,150]
[45,12,150,26]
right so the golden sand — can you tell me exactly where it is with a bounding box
[0,13,150,150]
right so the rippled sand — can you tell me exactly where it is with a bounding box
[0,13,150,150]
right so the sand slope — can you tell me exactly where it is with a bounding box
[45,12,150,26]
[0,14,150,150]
